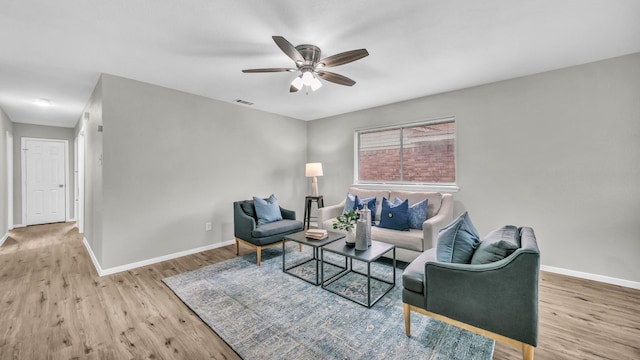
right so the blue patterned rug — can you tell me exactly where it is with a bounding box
[163,245,494,359]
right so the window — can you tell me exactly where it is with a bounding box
[356,118,456,185]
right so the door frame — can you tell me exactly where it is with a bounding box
[21,137,70,225]
[5,131,12,230]
[74,129,85,233]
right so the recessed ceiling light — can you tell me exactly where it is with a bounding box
[33,98,52,107]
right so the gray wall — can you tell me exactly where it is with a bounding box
[77,77,104,263]
[0,107,13,237]
[308,53,640,283]
[12,123,75,225]
[92,74,307,269]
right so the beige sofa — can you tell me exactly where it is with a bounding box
[318,187,453,261]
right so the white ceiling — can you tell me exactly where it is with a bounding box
[1,0,639,128]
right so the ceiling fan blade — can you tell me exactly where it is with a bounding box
[316,71,356,86]
[318,49,369,68]
[242,68,294,73]
[272,36,305,64]
[289,85,300,93]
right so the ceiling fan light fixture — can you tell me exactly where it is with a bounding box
[291,76,303,91]
[243,36,368,93]
[310,77,323,91]
[302,71,314,86]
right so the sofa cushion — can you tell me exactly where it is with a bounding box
[378,198,410,231]
[436,212,480,263]
[470,225,521,264]
[402,248,437,294]
[252,219,302,238]
[390,191,443,219]
[371,226,424,252]
[253,194,283,225]
[394,196,428,230]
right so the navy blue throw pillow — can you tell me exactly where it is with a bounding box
[377,197,410,231]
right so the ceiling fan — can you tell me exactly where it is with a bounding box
[242,36,369,93]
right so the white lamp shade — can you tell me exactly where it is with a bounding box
[305,162,323,177]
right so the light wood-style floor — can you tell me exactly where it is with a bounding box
[1,223,638,359]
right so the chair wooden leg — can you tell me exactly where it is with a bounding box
[404,303,411,336]
[235,238,239,256]
[256,246,262,266]
[522,344,534,360]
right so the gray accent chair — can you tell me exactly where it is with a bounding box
[233,200,303,265]
[402,227,540,360]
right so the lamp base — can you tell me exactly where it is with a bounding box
[310,181,319,197]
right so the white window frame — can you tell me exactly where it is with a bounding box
[354,116,459,192]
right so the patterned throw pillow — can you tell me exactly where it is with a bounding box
[394,197,428,230]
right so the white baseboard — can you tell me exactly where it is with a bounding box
[12,224,25,228]
[83,237,102,275]
[83,238,236,277]
[0,233,8,247]
[541,265,640,290]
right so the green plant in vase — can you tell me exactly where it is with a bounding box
[333,210,357,246]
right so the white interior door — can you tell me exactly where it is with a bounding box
[24,139,67,225]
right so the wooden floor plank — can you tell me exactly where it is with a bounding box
[1,222,639,359]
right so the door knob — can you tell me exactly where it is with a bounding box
[59,184,64,188]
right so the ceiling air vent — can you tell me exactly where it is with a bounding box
[233,99,254,106]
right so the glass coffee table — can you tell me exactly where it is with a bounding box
[282,230,346,285]
[320,239,396,308]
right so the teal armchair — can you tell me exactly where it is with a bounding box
[402,227,540,360]
[234,200,303,265]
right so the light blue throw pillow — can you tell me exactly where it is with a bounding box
[377,197,410,231]
[253,194,283,225]
[394,197,428,230]
[343,192,358,215]
[436,211,480,263]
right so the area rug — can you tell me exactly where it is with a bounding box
[163,245,494,360]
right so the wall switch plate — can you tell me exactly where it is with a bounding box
[205,222,212,231]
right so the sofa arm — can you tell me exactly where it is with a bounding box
[317,200,346,229]
[421,194,453,250]
[280,207,296,220]
[424,249,540,346]
[234,203,256,240]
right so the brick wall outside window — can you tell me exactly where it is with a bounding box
[357,120,455,183]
